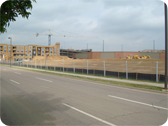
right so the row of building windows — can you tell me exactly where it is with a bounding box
[4,53,60,58]
[3,50,59,54]
[11,53,59,57]
[4,46,32,50]
[3,46,59,50]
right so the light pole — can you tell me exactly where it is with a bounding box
[164,3,168,89]
[8,37,12,67]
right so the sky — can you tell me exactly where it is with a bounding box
[0,0,167,52]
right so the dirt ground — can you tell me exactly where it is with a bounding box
[19,56,165,75]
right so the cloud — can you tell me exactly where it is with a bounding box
[1,0,165,51]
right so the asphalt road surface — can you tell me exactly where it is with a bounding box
[0,66,168,125]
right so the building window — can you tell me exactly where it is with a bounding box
[17,54,19,57]
[57,51,59,54]
[29,58,31,60]
[21,51,23,53]
[29,46,32,49]
[17,50,19,53]
[57,48,59,50]
[29,51,32,53]
[21,47,24,49]
[25,47,28,49]
[4,46,6,49]
[17,46,19,49]
[8,46,11,49]
[25,54,27,57]
[25,51,27,53]
[4,50,6,52]
[21,54,23,57]
[29,54,32,57]
[54,51,56,53]
[50,51,52,53]
[50,48,53,50]
[42,51,44,53]
[54,48,56,50]
[42,47,44,50]
[8,50,11,52]
[42,54,44,56]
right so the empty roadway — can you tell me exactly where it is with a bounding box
[0,66,167,125]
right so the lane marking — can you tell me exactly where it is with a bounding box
[63,103,116,126]
[14,72,21,74]
[10,79,20,85]
[108,95,168,111]
[36,77,53,82]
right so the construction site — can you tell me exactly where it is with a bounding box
[1,54,164,82]
[0,40,165,82]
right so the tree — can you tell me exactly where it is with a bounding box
[0,0,36,33]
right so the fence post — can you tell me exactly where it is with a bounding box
[104,61,106,77]
[54,61,55,71]
[126,61,128,79]
[63,60,64,72]
[87,60,88,74]
[73,61,75,73]
[156,61,158,82]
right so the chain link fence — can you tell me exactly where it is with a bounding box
[1,60,165,82]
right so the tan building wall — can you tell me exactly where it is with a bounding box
[100,52,115,59]
[76,52,88,59]
[139,52,160,59]
[88,52,100,59]
[160,53,165,59]
[0,43,60,61]
[115,52,140,59]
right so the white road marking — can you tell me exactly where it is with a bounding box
[63,103,116,126]
[108,95,168,111]
[10,79,20,85]
[36,77,53,82]
[14,72,21,74]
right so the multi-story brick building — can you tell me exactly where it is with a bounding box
[0,42,60,61]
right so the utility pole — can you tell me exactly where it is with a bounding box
[164,3,168,89]
[8,37,12,67]
[103,40,104,52]
[153,40,155,52]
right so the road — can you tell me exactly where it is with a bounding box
[0,66,168,125]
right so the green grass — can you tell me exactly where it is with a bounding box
[1,64,164,92]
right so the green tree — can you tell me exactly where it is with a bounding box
[0,0,36,33]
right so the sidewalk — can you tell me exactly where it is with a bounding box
[13,66,165,88]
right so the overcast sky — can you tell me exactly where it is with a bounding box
[0,0,167,52]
